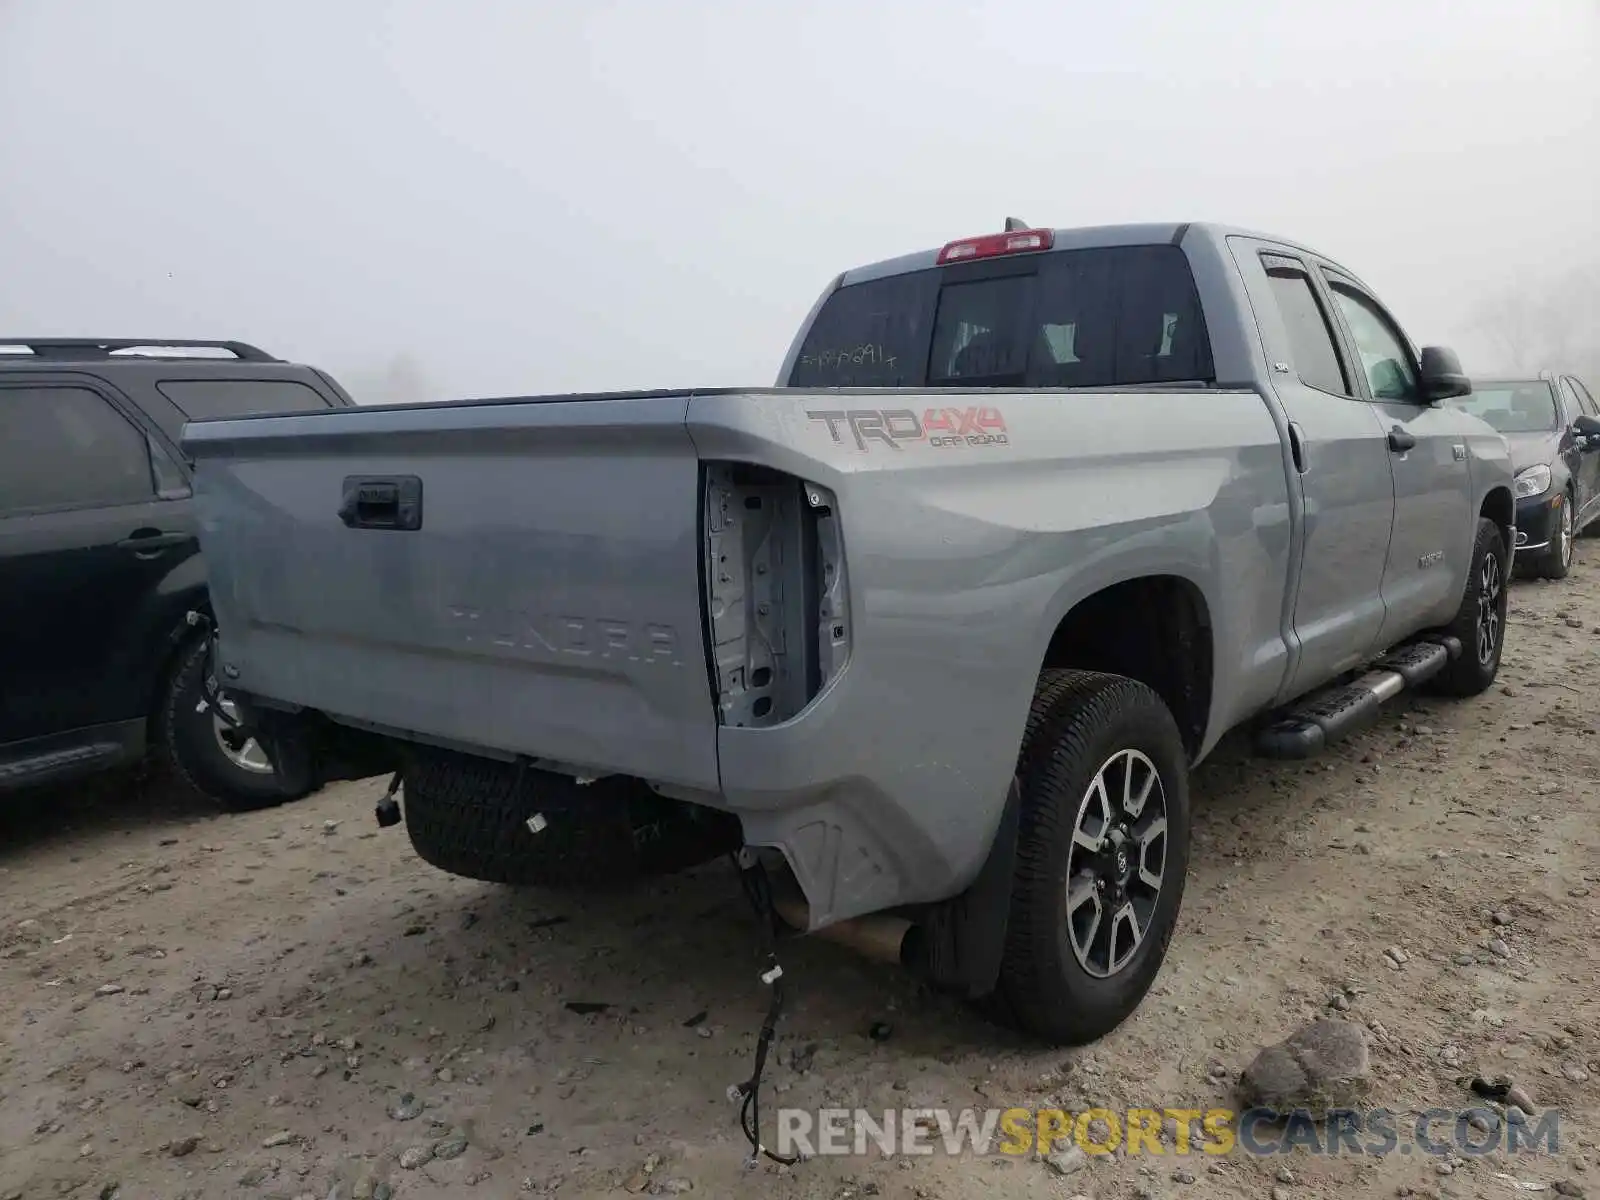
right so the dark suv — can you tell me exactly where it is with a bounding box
[0,338,355,809]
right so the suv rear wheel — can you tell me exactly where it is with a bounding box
[158,635,313,811]
[985,669,1191,1045]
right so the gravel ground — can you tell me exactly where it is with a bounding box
[2,549,1597,1200]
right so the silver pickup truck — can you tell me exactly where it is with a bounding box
[183,221,1514,1047]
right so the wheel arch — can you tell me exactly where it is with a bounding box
[1038,573,1216,760]
[1479,485,1513,555]
[144,596,213,742]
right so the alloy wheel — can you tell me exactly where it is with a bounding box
[1064,748,1168,978]
[1476,550,1503,666]
[213,696,275,775]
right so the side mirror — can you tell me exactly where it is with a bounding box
[1575,414,1600,450]
[1418,346,1472,401]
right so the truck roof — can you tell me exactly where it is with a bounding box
[839,221,1348,286]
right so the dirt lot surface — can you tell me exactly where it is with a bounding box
[3,554,1598,1200]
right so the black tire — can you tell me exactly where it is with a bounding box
[402,748,740,888]
[983,669,1191,1045]
[1530,491,1575,581]
[1430,517,1510,697]
[157,635,314,812]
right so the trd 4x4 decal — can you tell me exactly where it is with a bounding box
[806,406,1009,452]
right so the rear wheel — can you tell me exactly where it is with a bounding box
[1430,517,1510,697]
[158,635,314,811]
[402,748,741,887]
[984,670,1190,1045]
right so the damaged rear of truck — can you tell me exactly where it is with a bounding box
[182,222,1513,1052]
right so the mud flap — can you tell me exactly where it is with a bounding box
[907,777,1021,999]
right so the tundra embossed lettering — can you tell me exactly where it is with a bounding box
[446,606,682,666]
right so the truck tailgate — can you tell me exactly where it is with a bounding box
[182,394,718,790]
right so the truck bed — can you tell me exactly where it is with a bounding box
[183,383,1289,925]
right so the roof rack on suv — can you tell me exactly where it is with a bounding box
[0,338,278,362]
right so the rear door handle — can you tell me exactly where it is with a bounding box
[118,529,190,559]
[1287,421,1308,474]
[1387,426,1417,454]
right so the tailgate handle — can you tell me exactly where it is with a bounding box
[338,476,423,531]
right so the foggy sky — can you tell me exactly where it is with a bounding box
[2,0,1596,403]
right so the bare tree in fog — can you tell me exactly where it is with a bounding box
[1470,268,1600,381]
[342,353,436,406]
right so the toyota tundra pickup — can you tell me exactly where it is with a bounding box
[181,222,1514,1048]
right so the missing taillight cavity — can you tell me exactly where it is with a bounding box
[701,464,851,729]
[804,482,850,696]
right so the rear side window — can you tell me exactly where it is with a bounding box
[0,386,155,515]
[1557,379,1583,422]
[157,379,332,420]
[1261,259,1350,397]
[1571,378,1598,417]
[789,244,1212,390]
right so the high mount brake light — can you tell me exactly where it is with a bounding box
[936,228,1055,265]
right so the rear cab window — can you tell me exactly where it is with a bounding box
[789,244,1213,390]
[157,379,334,421]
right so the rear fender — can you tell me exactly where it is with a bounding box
[687,387,1286,925]
[137,556,211,720]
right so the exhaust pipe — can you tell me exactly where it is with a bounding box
[771,895,911,966]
